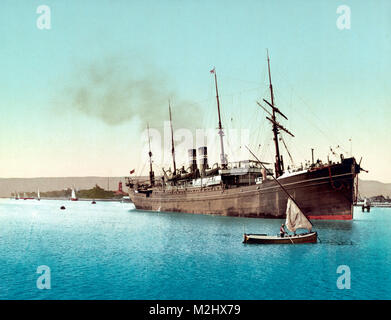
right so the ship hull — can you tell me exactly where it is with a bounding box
[128,158,359,220]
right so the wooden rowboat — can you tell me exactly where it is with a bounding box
[243,232,317,244]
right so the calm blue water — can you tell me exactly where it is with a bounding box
[0,199,390,300]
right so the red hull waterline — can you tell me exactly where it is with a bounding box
[308,214,352,220]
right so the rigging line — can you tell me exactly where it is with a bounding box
[259,135,274,166]
[255,129,270,159]
[136,160,147,180]
[287,136,306,164]
[252,116,264,153]
[246,145,310,223]
[247,116,257,150]
[174,95,212,109]
[273,86,349,155]
[274,87,325,131]
[135,148,145,176]
[219,86,263,98]
[272,73,349,152]
[280,134,295,166]
[219,75,265,86]
[257,114,267,149]
[253,98,274,156]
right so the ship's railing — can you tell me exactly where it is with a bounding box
[227,159,268,169]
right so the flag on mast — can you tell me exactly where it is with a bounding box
[210,67,215,74]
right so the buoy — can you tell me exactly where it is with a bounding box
[60,206,66,210]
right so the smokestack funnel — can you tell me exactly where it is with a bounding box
[188,149,197,173]
[198,146,208,176]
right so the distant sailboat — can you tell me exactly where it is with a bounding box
[22,192,34,200]
[37,189,41,201]
[70,188,78,201]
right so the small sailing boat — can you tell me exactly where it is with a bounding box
[243,198,317,244]
[70,188,78,201]
[37,189,41,201]
[21,192,34,200]
[243,146,318,244]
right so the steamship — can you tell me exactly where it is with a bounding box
[126,55,363,220]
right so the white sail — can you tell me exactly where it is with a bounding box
[71,188,76,199]
[285,198,312,232]
[37,189,40,200]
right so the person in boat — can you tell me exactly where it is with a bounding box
[280,224,286,237]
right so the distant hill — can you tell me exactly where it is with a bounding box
[357,179,391,198]
[0,176,390,198]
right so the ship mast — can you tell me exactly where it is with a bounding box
[147,123,155,186]
[211,67,227,168]
[168,100,177,175]
[257,51,294,177]
[267,51,283,177]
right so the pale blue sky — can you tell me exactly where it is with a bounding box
[0,0,390,181]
